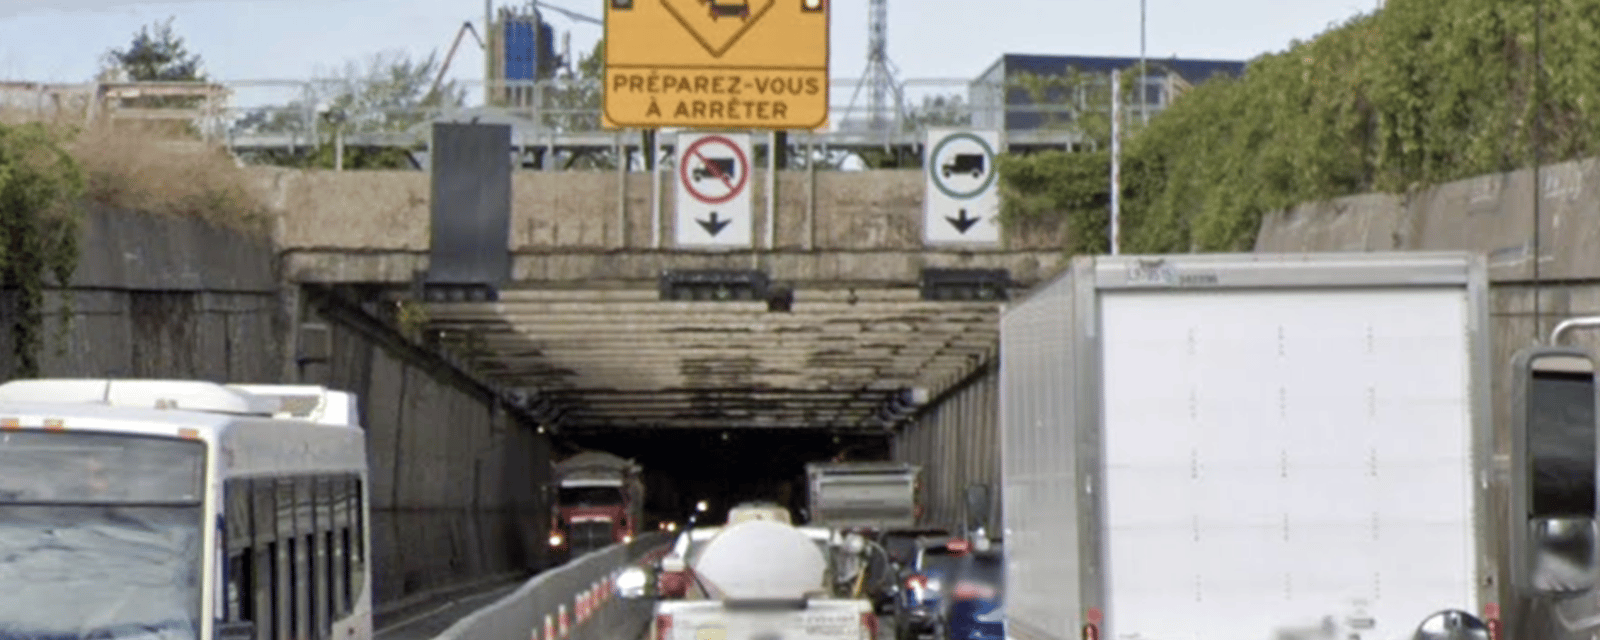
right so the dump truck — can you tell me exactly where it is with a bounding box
[805,461,922,531]
[1000,252,1600,640]
[549,450,644,562]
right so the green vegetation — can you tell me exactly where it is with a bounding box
[1002,0,1593,253]
[237,50,467,169]
[0,123,86,377]
[102,17,206,83]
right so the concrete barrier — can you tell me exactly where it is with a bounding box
[435,533,670,640]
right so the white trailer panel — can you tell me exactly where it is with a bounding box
[1100,287,1474,640]
[1000,253,1492,640]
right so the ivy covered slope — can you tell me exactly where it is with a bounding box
[0,122,87,377]
[1000,0,1600,253]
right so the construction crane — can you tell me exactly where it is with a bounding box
[430,21,487,100]
[532,1,602,26]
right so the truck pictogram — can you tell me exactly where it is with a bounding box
[942,153,985,179]
[701,0,751,20]
[693,157,737,182]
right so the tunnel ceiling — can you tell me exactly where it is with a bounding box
[420,287,1000,432]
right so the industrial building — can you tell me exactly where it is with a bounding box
[970,53,1247,148]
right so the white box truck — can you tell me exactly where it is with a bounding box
[999,252,1600,640]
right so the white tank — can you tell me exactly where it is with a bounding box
[691,519,827,600]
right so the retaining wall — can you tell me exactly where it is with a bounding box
[0,205,556,618]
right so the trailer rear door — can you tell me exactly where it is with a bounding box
[1098,286,1477,640]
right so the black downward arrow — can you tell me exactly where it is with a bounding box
[946,209,981,234]
[697,212,732,236]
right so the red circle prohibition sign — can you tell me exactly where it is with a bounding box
[679,135,750,205]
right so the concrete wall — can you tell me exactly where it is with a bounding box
[0,205,282,382]
[0,206,556,617]
[1256,156,1600,437]
[294,287,554,611]
[892,366,1001,534]
[259,168,1071,286]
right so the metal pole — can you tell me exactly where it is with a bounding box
[807,138,817,251]
[1551,317,1600,345]
[616,130,627,248]
[651,131,662,249]
[1109,70,1122,255]
[335,129,345,171]
[1533,0,1545,339]
[1139,0,1148,125]
[767,130,779,250]
[485,0,494,105]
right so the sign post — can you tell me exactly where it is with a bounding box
[675,132,754,248]
[603,0,831,130]
[923,129,1003,246]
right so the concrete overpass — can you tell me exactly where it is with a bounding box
[266,167,1069,435]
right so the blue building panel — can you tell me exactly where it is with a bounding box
[973,53,1248,133]
[502,16,558,81]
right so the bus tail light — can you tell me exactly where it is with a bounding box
[654,614,673,640]
[860,612,879,640]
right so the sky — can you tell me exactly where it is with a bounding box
[0,0,1383,110]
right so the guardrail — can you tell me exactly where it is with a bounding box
[434,533,671,640]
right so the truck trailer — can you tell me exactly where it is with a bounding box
[549,450,644,562]
[806,461,922,531]
[999,252,1600,640]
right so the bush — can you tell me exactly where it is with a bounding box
[1004,0,1596,253]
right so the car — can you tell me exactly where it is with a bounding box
[893,536,967,640]
[937,542,1004,640]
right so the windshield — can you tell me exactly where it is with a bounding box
[920,546,962,574]
[559,485,624,507]
[0,431,206,640]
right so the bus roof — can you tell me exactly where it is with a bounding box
[0,379,360,428]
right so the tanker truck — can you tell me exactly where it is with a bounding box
[549,450,644,563]
[642,517,880,640]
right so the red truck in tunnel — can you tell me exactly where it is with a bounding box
[548,450,644,563]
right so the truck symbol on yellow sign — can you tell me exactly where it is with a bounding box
[604,0,830,130]
[702,0,751,21]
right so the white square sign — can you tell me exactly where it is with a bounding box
[675,132,753,249]
[923,129,1002,245]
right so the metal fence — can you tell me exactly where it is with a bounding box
[1,77,1092,150]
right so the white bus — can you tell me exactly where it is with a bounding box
[0,379,372,640]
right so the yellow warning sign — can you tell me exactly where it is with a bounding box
[603,0,830,130]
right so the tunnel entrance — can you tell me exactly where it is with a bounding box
[557,429,891,529]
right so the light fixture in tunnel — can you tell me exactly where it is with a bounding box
[696,500,709,513]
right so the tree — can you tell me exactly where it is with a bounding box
[236,50,467,169]
[102,17,206,82]
[100,17,211,122]
[0,123,86,378]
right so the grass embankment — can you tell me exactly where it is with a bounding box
[0,107,272,235]
[1000,0,1600,254]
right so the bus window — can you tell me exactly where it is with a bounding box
[253,483,277,640]
[225,479,254,623]
[316,476,334,636]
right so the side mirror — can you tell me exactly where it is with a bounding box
[1511,347,1600,596]
[1412,610,1490,640]
[215,621,255,640]
[963,484,991,534]
[615,565,656,600]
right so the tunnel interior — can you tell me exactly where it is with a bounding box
[557,428,892,529]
